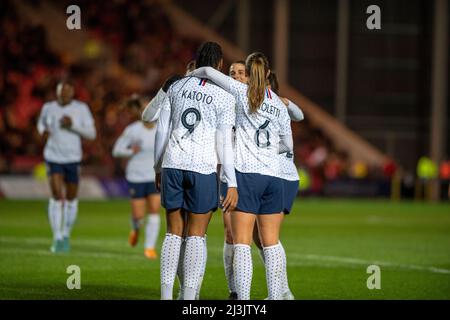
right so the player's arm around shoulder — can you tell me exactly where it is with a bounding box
[217,93,238,212]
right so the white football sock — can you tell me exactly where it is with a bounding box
[62,199,78,238]
[233,244,252,300]
[145,214,160,249]
[196,235,207,300]
[223,242,236,293]
[176,238,186,300]
[182,236,204,300]
[264,243,285,300]
[160,233,182,300]
[48,198,63,241]
[279,241,293,299]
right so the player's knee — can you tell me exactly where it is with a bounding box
[261,238,279,247]
[52,192,63,201]
[167,222,184,237]
[66,195,77,201]
[186,225,207,237]
[232,235,252,246]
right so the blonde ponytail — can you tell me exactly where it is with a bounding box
[246,52,270,113]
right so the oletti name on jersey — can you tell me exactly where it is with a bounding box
[260,102,281,118]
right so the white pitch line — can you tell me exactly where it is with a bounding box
[1,236,450,275]
[288,253,450,275]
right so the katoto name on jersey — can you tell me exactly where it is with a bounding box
[181,90,213,104]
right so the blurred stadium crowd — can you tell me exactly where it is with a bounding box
[2,0,446,197]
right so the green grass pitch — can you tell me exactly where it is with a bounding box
[0,199,449,299]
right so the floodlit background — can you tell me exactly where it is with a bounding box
[0,0,449,300]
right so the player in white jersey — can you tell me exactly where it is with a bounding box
[36,81,96,253]
[142,61,209,299]
[154,42,238,300]
[254,71,304,300]
[219,62,303,300]
[112,97,161,260]
[191,52,294,300]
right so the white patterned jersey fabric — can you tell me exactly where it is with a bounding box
[279,152,300,181]
[162,77,236,174]
[229,80,292,178]
[113,121,157,182]
[37,100,95,163]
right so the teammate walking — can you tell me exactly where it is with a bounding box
[37,81,96,253]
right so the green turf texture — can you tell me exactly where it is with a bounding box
[0,199,449,300]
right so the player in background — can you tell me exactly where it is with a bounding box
[37,81,96,253]
[112,96,161,259]
[154,42,238,300]
[191,52,293,300]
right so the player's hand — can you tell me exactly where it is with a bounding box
[60,116,72,129]
[155,173,161,192]
[162,75,183,93]
[131,144,141,154]
[222,187,238,213]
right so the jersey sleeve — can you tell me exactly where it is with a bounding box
[112,126,135,158]
[142,88,167,122]
[228,78,247,101]
[70,103,97,140]
[37,103,50,135]
[278,102,292,136]
[286,100,304,122]
[190,67,244,99]
[153,102,172,173]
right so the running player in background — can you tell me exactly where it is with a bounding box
[191,52,293,300]
[154,42,238,300]
[112,96,161,259]
[37,80,96,253]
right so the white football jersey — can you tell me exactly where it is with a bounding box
[279,152,300,181]
[229,80,292,177]
[113,121,156,183]
[162,77,236,174]
[37,100,95,163]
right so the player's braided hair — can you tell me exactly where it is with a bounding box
[195,41,223,69]
[246,52,270,113]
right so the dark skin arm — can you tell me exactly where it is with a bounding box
[155,172,162,192]
[222,187,238,213]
